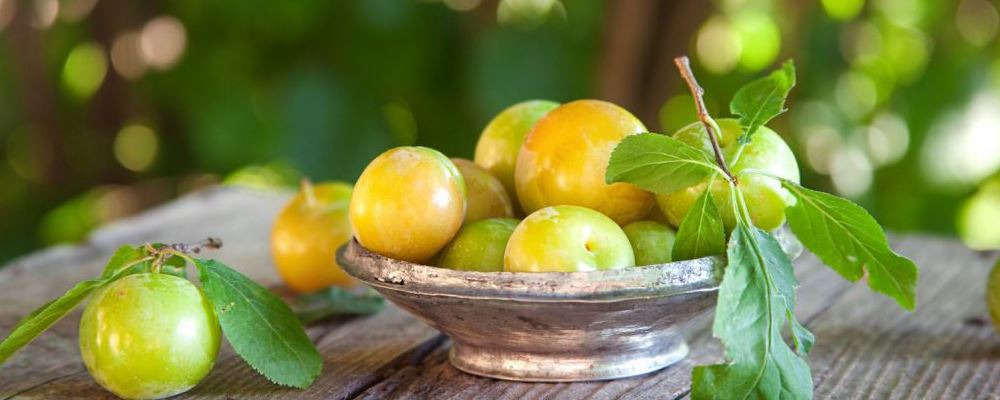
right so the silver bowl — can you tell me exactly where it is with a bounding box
[337,239,725,382]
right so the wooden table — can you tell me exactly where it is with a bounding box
[1,187,998,399]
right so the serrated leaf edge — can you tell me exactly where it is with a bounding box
[781,181,918,311]
[196,259,321,388]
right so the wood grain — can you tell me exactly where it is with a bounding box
[1,187,998,399]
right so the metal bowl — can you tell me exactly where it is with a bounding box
[337,239,725,382]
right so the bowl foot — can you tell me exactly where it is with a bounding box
[447,336,689,382]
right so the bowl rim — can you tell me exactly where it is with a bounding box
[337,239,725,302]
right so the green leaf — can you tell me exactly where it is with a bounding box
[691,224,812,400]
[781,181,919,311]
[195,258,321,388]
[605,133,719,194]
[730,60,796,144]
[672,188,726,261]
[788,313,815,356]
[100,245,143,278]
[292,287,385,324]
[0,279,107,364]
[159,255,189,279]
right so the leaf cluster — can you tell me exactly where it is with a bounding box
[606,60,918,399]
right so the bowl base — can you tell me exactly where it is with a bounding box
[447,336,689,382]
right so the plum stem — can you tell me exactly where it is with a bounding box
[148,238,222,272]
[301,178,317,208]
[673,56,737,186]
[167,238,223,254]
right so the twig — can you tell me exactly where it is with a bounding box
[673,56,737,185]
[167,238,223,254]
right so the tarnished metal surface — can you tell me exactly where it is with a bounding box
[338,239,725,382]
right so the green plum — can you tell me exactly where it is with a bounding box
[451,158,514,223]
[474,100,559,206]
[622,221,676,266]
[79,273,221,399]
[436,218,519,272]
[656,118,800,231]
[504,205,635,272]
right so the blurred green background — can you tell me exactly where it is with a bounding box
[1,0,999,263]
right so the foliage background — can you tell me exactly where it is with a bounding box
[0,0,998,263]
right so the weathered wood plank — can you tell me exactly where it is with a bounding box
[186,306,444,400]
[805,238,1000,399]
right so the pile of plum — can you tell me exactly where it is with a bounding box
[344,99,798,273]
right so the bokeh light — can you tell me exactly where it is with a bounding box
[840,21,883,63]
[62,42,108,99]
[874,0,925,28]
[139,16,187,70]
[697,16,741,74]
[956,0,999,47]
[111,31,147,80]
[802,125,842,174]
[822,0,865,21]
[113,124,159,172]
[853,57,896,103]
[920,92,1000,190]
[792,100,841,174]
[497,0,564,29]
[864,113,909,166]
[733,11,780,71]
[835,70,878,119]
[882,26,930,84]
[957,178,1000,250]
[31,0,58,29]
[830,145,873,198]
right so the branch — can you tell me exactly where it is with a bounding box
[167,238,223,254]
[673,56,737,184]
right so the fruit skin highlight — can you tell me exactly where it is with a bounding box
[271,181,356,293]
[349,146,466,263]
[515,99,654,226]
[451,158,514,222]
[622,220,676,266]
[504,205,635,272]
[474,100,559,206]
[436,218,519,272]
[79,273,221,400]
[656,118,800,231]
